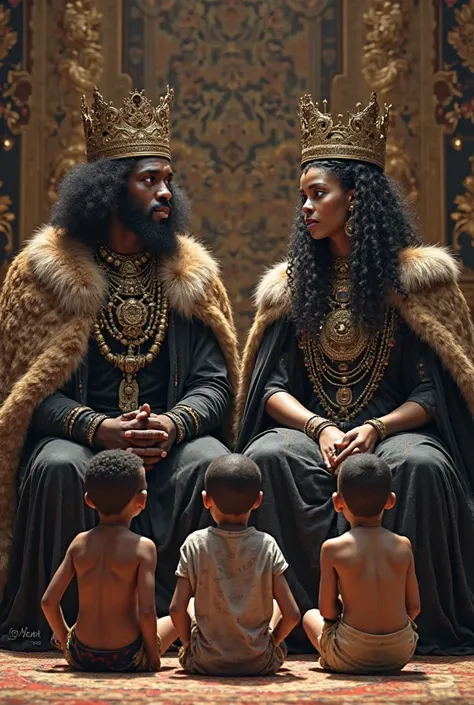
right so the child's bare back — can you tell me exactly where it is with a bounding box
[324,526,416,634]
[42,450,177,672]
[303,455,420,674]
[72,525,156,650]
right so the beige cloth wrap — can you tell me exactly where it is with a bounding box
[318,618,418,674]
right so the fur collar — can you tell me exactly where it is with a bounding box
[255,246,460,314]
[26,225,220,319]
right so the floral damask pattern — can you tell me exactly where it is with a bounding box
[0,180,14,261]
[452,157,474,270]
[123,0,342,337]
[0,4,17,65]
[435,2,474,133]
[0,0,29,260]
[453,157,474,244]
[436,0,474,266]
[448,0,474,73]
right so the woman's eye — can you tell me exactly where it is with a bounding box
[300,190,324,203]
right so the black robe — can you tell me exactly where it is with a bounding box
[237,316,474,655]
[0,312,231,651]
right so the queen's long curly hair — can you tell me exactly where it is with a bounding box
[287,159,421,334]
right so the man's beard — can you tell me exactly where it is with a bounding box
[117,191,179,256]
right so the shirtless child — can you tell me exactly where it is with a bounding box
[170,454,300,676]
[303,454,420,674]
[41,449,177,672]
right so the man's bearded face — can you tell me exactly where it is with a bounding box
[117,157,178,255]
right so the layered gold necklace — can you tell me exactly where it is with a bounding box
[299,259,397,423]
[93,245,169,412]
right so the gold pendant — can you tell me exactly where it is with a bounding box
[320,309,369,362]
[117,299,148,330]
[119,375,139,412]
[336,387,353,408]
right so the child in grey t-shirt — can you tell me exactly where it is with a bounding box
[170,454,300,676]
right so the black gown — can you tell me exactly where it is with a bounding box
[0,315,231,651]
[239,317,474,655]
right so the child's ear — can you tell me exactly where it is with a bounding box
[202,490,211,509]
[138,489,147,509]
[385,491,396,510]
[84,492,96,510]
[252,490,263,510]
[332,491,343,513]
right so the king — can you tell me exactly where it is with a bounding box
[0,86,239,651]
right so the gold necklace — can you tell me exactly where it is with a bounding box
[320,258,369,361]
[93,246,169,412]
[299,261,397,422]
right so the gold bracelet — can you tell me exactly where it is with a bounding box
[62,408,74,436]
[163,411,186,444]
[313,420,338,442]
[63,406,87,437]
[63,406,91,438]
[86,414,108,447]
[303,415,320,438]
[174,405,201,437]
[364,418,387,441]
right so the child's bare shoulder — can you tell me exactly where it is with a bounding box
[321,534,352,557]
[136,535,157,560]
[391,532,413,551]
[384,531,413,561]
[69,530,92,552]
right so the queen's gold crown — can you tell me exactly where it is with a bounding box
[81,86,174,163]
[298,91,390,170]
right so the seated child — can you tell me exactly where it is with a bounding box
[169,454,300,676]
[41,449,177,672]
[303,454,420,674]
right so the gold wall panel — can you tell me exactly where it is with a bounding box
[334,0,445,246]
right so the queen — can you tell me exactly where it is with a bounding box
[237,92,474,654]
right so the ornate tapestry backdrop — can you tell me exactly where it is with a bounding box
[0,0,473,337]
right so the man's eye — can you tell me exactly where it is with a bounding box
[144,176,154,185]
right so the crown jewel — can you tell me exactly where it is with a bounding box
[81,86,174,163]
[298,91,390,170]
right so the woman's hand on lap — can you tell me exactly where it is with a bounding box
[333,424,378,467]
[318,426,347,472]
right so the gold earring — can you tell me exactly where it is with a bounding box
[345,203,355,238]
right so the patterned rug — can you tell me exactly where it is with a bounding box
[0,652,473,704]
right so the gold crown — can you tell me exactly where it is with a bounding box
[81,86,174,163]
[298,91,390,170]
